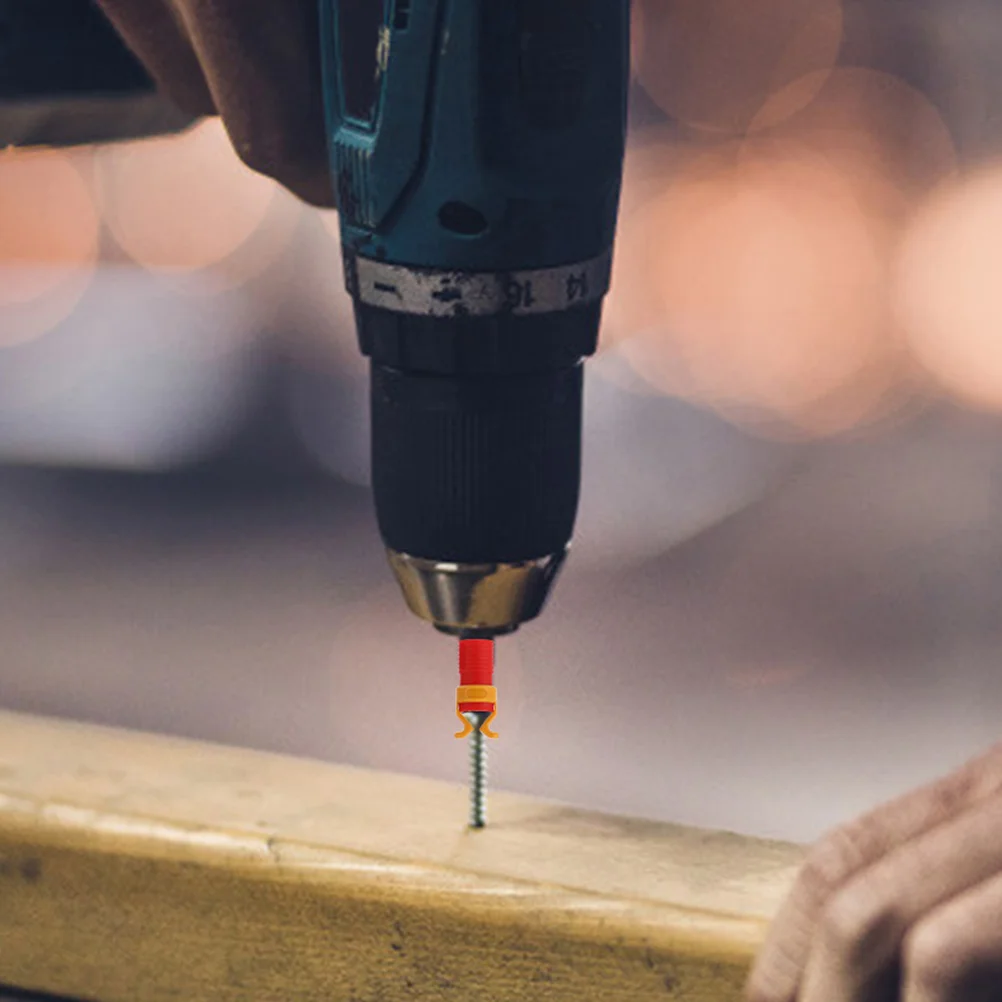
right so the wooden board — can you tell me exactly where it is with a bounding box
[0,711,803,1001]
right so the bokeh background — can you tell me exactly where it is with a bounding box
[3,0,1002,843]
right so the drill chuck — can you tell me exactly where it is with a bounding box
[370,359,583,564]
[362,293,596,635]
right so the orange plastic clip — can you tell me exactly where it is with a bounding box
[454,684,498,739]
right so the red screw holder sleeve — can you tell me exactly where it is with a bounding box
[455,638,498,739]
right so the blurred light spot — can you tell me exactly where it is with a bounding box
[600,131,686,349]
[288,363,371,488]
[633,0,843,135]
[617,143,901,434]
[96,119,298,287]
[896,167,1002,411]
[309,210,366,371]
[576,348,793,567]
[0,148,99,344]
[0,149,99,286]
[607,67,956,435]
[751,68,958,212]
[0,267,260,469]
[282,216,376,484]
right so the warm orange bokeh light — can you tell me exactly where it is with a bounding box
[752,68,958,212]
[0,148,100,345]
[596,129,686,348]
[605,67,955,435]
[896,167,1002,411]
[0,149,99,300]
[619,145,897,432]
[96,119,295,284]
[633,0,843,136]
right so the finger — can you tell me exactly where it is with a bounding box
[170,0,334,206]
[746,742,1002,1002]
[799,793,1002,1002]
[95,0,216,115]
[903,869,1002,1002]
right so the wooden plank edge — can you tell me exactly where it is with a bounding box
[0,712,802,1001]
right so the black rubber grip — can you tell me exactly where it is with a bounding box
[371,363,583,563]
[355,300,601,376]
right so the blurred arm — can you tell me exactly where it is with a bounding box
[0,0,193,146]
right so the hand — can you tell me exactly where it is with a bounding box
[95,0,333,206]
[746,743,1002,1002]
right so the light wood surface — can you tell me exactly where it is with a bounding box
[0,710,802,1001]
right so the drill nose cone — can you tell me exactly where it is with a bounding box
[387,549,568,636]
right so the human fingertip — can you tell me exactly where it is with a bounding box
[743,967,771,1002]
[744,937,805,1002]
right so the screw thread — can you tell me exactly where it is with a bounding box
[468,715,488,828]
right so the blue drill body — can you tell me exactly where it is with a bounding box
[321,0,629,272]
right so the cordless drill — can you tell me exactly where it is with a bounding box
[4,0,629,644]
[321,0,630,641]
